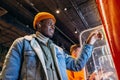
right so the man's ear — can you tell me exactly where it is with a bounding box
[36,22,41,30]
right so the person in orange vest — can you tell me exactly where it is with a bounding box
[67,44,85,80]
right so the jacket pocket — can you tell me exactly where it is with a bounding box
[24,50,36,68]
[22,50,37,79]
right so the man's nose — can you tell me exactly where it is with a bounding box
[51,25,55,29]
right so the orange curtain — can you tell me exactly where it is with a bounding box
[96,0,120,79]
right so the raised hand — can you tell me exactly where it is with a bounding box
[86,30,103,45]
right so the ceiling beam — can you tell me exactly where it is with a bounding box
[69,0,89,29]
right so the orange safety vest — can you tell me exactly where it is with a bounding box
[67,68,85,80]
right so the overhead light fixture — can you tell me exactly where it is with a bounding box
[64,8,67,11]
[56,9,60,14]
[26,25,29,28]
[74,28,78,34]
[55,1,60,14]
[75,31,78,34]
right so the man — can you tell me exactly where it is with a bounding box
[0,12,102,80]
[67,44,85,80]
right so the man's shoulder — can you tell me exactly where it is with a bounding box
[53,43,61,49]
[53,44,64,53]
[24,34,35,41]
[14,34,35,43]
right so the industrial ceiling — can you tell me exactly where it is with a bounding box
[0,0,102,51]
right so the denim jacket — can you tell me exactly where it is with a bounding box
[0,34,93,80]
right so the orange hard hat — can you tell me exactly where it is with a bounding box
[33,12,56,29]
